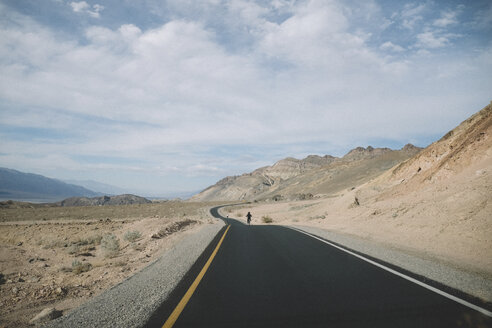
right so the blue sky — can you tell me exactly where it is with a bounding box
[0,0,491,197]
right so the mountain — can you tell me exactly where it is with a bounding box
[191,145,422,202]
[64,179,128,196]
[59,194,152,207]
[0,168,101,202]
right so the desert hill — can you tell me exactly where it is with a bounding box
[192,145,421,202]
[386,102,491,192]
[0,168,101,202]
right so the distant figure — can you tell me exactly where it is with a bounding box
[246,212,252,225]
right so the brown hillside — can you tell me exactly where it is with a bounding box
[191,146,421,202]
[377,102,492,199]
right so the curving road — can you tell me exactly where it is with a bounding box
[145,206,492,327]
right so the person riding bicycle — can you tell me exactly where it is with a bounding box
[246,212,252,225]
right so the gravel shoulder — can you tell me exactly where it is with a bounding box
[290,225,492,304]
[44,221,225,328]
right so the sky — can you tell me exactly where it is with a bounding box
[0,0,491,197]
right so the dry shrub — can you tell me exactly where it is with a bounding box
[72,260,92,274]
[101,234,120,258]
[262,216,273,223]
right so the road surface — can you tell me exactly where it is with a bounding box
[145,206,492,327]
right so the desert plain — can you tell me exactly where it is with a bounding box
[0,201,222,327]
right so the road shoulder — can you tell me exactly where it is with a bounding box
[289,225,492,305]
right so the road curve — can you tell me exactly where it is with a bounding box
[146,206,491,328]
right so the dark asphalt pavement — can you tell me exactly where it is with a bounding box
[147,206,492,328]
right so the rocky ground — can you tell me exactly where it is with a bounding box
[0,201,220,328]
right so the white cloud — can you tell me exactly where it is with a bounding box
[400,3,426,30]
[433,9,460,27]
[380,41,405,52]
[93,4,104,12]
[415,30,459,49]
[70,1,104,18]
[259,0,353,66]
[70,1,89,12]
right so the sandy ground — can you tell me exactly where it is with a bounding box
[0,202,219,328]
[225,154,492,284]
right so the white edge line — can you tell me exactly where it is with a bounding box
[286,226,492,318]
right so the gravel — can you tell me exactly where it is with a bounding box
[290,225,492,303]
[44,221,225,328]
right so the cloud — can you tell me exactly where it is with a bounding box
[380,41,405,52]
[433,9,460,28]
[415,30,459,49]
[399,3,427,30]
[70,1,104,18]
[258,0,356,66]
[0,0,491,193]
[70,1,89,12]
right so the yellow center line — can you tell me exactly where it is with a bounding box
[162,224,231,328]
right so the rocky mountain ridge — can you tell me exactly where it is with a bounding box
[192,144,422,202]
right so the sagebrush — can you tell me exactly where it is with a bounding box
[101,234,120,258]
[72,260,92,274]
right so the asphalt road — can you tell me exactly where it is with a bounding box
[146,207,492,327]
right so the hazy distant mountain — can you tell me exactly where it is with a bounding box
[191,145,422,202]
[64,179,128,196]
[59,194,152,207]
[0,168,101,202]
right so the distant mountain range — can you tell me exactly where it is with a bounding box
[0,167,197,203]
[191,144,423,202]
[0,168,102,202]
[63,179,129,196]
